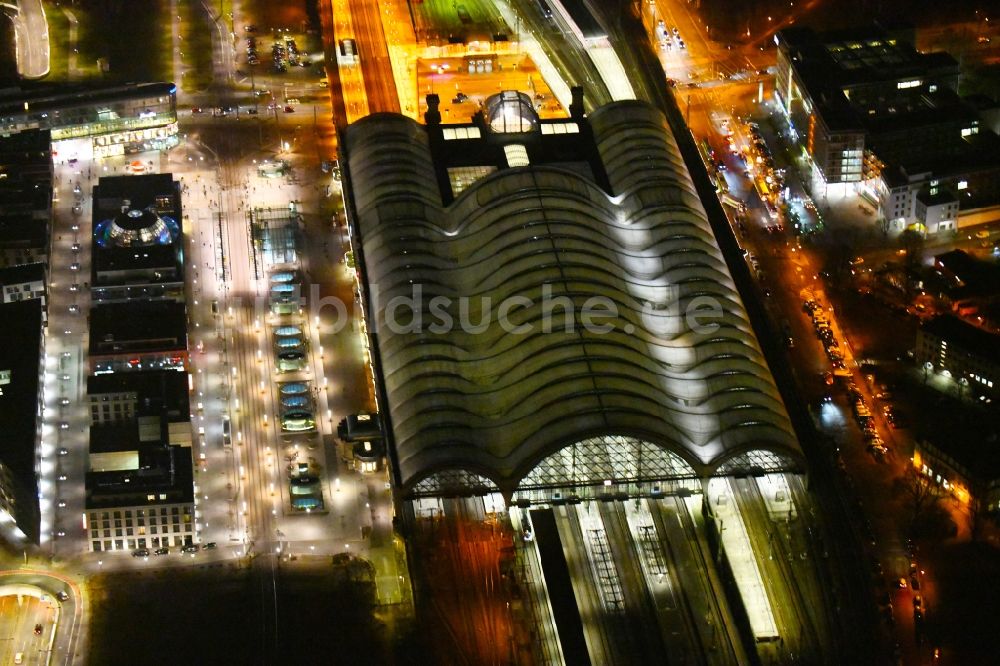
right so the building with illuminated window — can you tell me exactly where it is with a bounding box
[917,315,999,401]
[89,300,188,374]
[775,25,1000,233]
[0,299,44,545]
[84,368,194,553]
[0,262,47,325]
[91,174,184,304]
[0,82,178,160]
[0,130,52,269]
[85,422,195,553]
[340,92,805,506]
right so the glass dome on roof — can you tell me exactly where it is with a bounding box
[94,206,179,248]
[281,396,310,408]
[486,91,538,134]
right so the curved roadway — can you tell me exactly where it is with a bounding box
[0,570,84,666]
[10,0,50,79]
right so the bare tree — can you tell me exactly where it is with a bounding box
[895,465,946,526]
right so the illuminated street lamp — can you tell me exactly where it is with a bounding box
[429,64,450,94]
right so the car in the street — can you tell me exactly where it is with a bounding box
[60,373,71,381]
[246,107,258,115]
[69,262,80,271]
[14,652,22,664]
[202,542,217,550]
[60,398,70,405]
[59,422,69,430]
[71,243,81,251]
[191,107,203,114]
[69,283,79,291]
[58,448,68,456]
[71,223,79,231]
[57,500,66,508]
[154,547,169,556]
[131,548,150,557]
[58,474,67,481]
[33,623,42,635]
[68,304,79,314]
[244,24,256,32]
[56,591,69,601]
[283,105,295,113]
[181,544,199,554]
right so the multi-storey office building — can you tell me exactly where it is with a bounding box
[0,130,52,269]
[0,300,45,544]
[89,300,188,374]
[85,422,195,553]
[775,25,1000,233]
[0,82,178,160]
[91,174,184,304]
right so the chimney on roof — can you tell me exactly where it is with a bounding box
[424,94,441,126]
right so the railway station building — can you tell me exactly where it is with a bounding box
[340,91,806,512]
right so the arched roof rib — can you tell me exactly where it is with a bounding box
[343,103,802,494]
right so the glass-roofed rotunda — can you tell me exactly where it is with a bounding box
[94,206,180,248]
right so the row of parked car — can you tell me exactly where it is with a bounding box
[131,542,216,557]
[803,299,849,376]
[847,383,887,461]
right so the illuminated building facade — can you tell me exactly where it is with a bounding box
[341,93,804,506]
[91,174,185,304]
[0,299,44,544]
[775,25,1000,232]
[0,82,179,160]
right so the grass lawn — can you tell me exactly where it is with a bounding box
[179,0,215,92]
[925,541,1000,662]
[86,561,428,665]
[76,0,171,82]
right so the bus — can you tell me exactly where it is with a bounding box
[338,39,357,65]
[222,415,231,448]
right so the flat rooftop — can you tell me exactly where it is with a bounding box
[88,370,190,420]
[0,261,45,285]
[0,299,43,481]
[89,301,187,356]
[921,316,1000,366]
[0,82,175,117]
[778,26,960,133]
[86,444,194,509]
